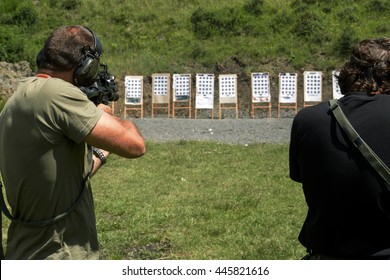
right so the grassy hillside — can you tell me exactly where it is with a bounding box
[2,0,390,74]
[1,0,390,116]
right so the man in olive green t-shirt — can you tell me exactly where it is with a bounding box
[0,26,145,259]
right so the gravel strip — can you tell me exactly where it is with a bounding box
[132,118,293,145]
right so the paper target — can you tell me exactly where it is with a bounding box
[173,74,191,101]
[304,71,322,102]
[124,76,143,105]
[332,70,343,99]
[195,74,214,109]
[219,74,237,98]
[153,75,169,96]
[279,73,297,103]
[252,72,271,102]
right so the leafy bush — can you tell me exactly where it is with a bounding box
[243,0,265,16]
[366,0,389,13]
[11,4,38,27]
[0,96,6,112]
[62,0,79,10]
[291,8,327,43]
[190,8,223,39]
[333,29,358,58]
[190,7,253,40]
[0,26,26,63]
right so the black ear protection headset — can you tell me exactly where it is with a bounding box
[73,26,103,87]
[36,26,103,87]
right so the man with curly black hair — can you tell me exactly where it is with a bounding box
[290,38,390,260]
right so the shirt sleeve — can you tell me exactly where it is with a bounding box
[36,78,103,144]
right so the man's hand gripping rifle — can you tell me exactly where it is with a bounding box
[80,64,119,105]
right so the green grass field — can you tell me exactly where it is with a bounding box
[91,141,307,260]
[1,141,307,259]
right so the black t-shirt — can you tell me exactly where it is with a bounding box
[289,92,390,258]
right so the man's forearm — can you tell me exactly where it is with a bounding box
[90,148,110,177]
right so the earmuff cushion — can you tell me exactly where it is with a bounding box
[73,27,103,87]
[73,54,101,87]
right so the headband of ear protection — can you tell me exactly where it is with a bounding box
[73,26,103,87]
[36,26,103,87]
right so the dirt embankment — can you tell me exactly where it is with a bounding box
[0,60,334,118]
[0,61,34,100]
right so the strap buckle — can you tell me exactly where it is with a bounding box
[328,99,339,112]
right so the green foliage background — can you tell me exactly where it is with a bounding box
[1,0,390,78]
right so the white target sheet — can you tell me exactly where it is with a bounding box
[153,74,170,96]
[173,74,191,101]
[195,74,214,109]
[252,72,271,102]
[124,76,143,105]
[219,74,237,98]
[279,73,297,103]
[332,70,343,99]
[304,71,322,102]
